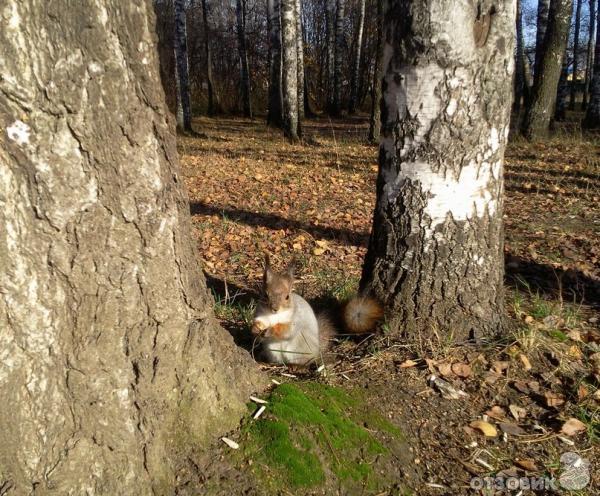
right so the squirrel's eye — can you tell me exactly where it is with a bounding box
[286,295,290,300]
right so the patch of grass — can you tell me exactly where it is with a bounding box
[239,382,404,492]
[212,289,256,326]
[574,405,600,444]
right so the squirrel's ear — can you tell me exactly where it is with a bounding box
[263,254,272,284]
[285,259,295,281]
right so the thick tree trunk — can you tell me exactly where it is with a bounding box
[267,0,284,126]
[174,0,193,132]
[295,0,305,121]
[332,0,345,116]
[326,0,336,113]
[348,0,366,114]
[555,52,570,120]
[202,0,221,115]
[522,0,573,139]
[583,0,597,109]
[0,1,263,493]
[369,0,385,143]
[584,0,600,126]
[535,0,551,75]
[236,0,252,118]
[281,0,299,139]
[360,0,515,342]
[513,0,527,115]
[569,0,583,109]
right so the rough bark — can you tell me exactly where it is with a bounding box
[535,0,551,75]
[360,0,514,342]
[201,0,221,115]
[236,0,252,118]
[513,0,527,114]
[555,51,570,120]
[348,0,366,114]
[326,0,336,113]
[368,0,385,143]
[584,0,600,126]
[295,0,305,121]
[174,0,193,131]
[267,0,284,126]
[522,0,574,139]
[569,0,583,109]
[281,0,299,139]
[332,0,346,116]
[583,0,597,109]
[0,1,263,493]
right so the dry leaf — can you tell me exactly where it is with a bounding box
[452,362,472,378]
[499,422,526,435]
[470,420,498,437]
[519,354,532,371]
[524,315,534,324]
[509,404,527,421]
[485,406,507,421]
[492,361,509,375]
[515,458,538,471]
[312,247,325,255]
[399,359,417,369]
[437,362,453,377]
[561,418,586,436]
[544,391,565,408]
[577,384,589,401]
[566,329,582,342]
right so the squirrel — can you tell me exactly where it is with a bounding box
[251,255,383,365]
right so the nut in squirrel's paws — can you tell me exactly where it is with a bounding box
[252,319,268,335]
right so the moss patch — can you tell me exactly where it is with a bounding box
[238,382,406,493]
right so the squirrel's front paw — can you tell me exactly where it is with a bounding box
[252,319,268,335]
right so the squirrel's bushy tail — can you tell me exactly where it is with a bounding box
[316,312,336,352]
[342,296,383,334]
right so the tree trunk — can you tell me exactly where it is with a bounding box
[295,0,305,121]
[175,0,193,132]
[236,0,252,118]
[202,0,221,115]
[521,0,573,139]
[584,0,600,126]
[326,0,337,113]
[0,1,263,493]
[360,0,514,342]
[304,65,316,117]
[267,0,284,126]
[332,0,345,116]
[348,0,366,114]
[555,51,570,120]
[281,0,299,139]
[368,0,385,143]
[535,0,551,75]
[583,0,597,109]
[513,0,527,115]
[569,0,583,109]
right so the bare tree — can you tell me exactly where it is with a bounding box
[360,0,514,341]
[569,0,584,109]
[175,0,193,131]
[267,0,284,126]
[584,0,600,127]
[369,0,385,142]
[348,0,366,114]
[514,0,528,115]
[535,0,551,74]
[332,0,346,116]
[295,0,305,120]
[326,0,336,113]
[236,0,252,117]
[201,0,221,115]
[583,0,597,109]
[0,0,262,492]
[281,0,300,139]
[522,0,574,138]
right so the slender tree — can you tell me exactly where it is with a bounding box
[360,0,514,341]
[295,0,305,120]
[583,0,597,109]
[236,0,252,117]
[569,0,584,109]
[201,0,221,115]
[0,0,262,492]
[522,0,574,138]
[267,0,284,126]
[514,0,527,115]
[348,0,366,114]
[555,51,570,120]
[584,0,600,127]
[174,0,193,132]
[368,0,385,142]
[326,0,337,113]
[281,0,300,139]
[332,0,346,116]
[535,0,551,74]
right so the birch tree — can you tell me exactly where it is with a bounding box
[174,0,193,131]
[348,0,366,114]
[360,0,515,341]
[267,0,283,126]
[522,0,574,138]
[0,0,262,492]
[584,0,600,127]
[326,0,336,113]
[569,0,584,109]
[514,0,528,114]
[236,0,252,117]
[202,0,221,115]
[369,0,385,142]
[332,0,346,116]
[281,0,300,139]
[295,0,305,120]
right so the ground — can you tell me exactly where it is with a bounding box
[175,116,599,495]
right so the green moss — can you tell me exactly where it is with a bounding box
[239,382,405,493]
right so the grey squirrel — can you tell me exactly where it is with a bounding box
[251,255,383,365]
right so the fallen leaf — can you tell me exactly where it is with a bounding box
[492,361,510,375]
[524,315,534,324]
[312,247,325,255]
[561,418,586,436]
[399,359,417,369]
[437,362,453,377]
[577,384,589,401]
[544,391,565,408]
[509,404,527,421]
[566,329,582,342]
[470,420,498,437]
[515,458,538,471]
[519,354,532,371]
[485,406,507,421]
[499,422,526,435]
[452,362,472,378]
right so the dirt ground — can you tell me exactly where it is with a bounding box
[176,115,599,495]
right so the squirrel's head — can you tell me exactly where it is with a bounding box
[262,254,294,312]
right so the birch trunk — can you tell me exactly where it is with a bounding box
[584,0,600,127]
[295,0,305,120]
[326,0,337,113]
[236,0,252,118]
[332,0,345,116]
[522,0,573,138]
[583,0,596,109]
[535,0,551,75]
[569,0,583,109]
[281,0,299,139]
[0,1,263,493]
[267,0,284,126]
[348,0,366,114]
[360,0,515,341]
[202,0,221,115]
[175,0,193,131]
[369,0,385,143]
